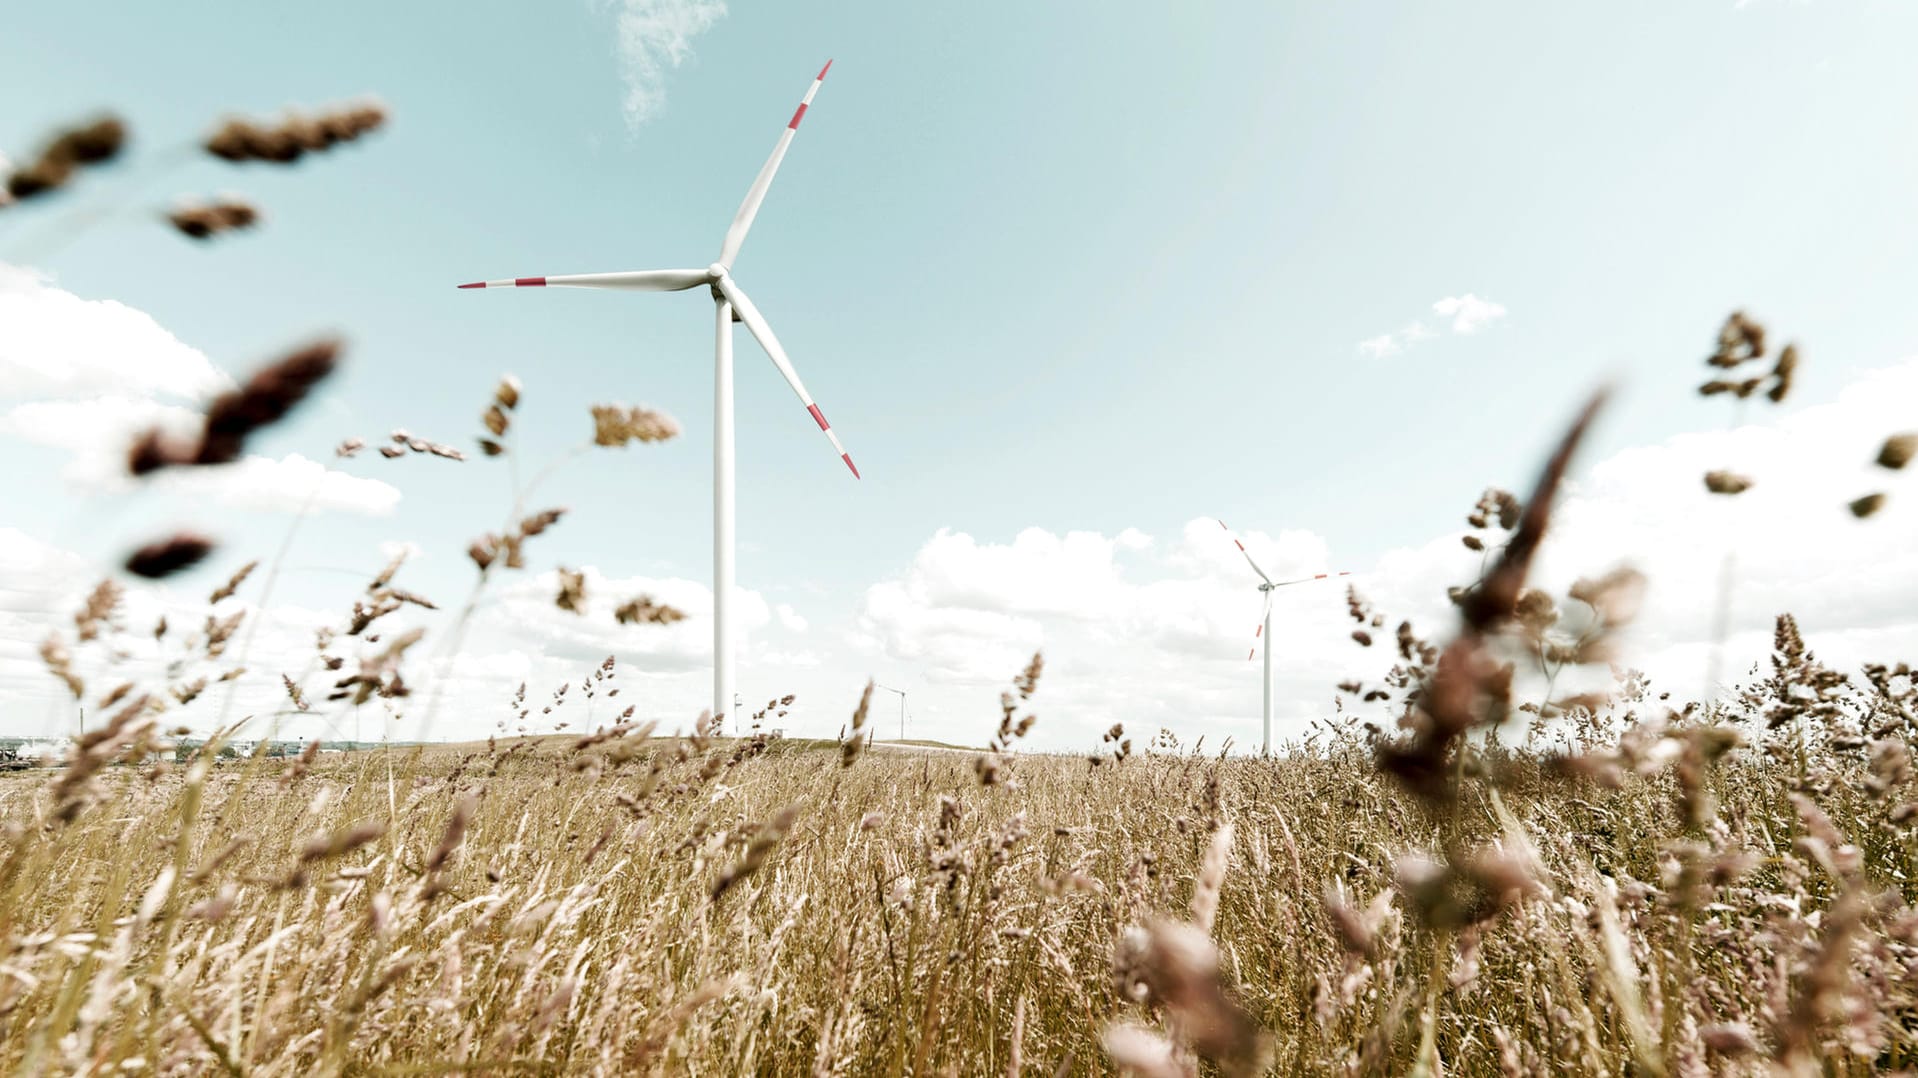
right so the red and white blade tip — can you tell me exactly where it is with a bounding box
[789,59,835,129]
[457,278,546,289]
[804,402,861,480]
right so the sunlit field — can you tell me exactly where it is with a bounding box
[10,9,1918,1077]
[5,617,1918,1076]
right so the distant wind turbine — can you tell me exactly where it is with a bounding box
[873,682,908,741]
[1217,519,1349,755]
[459,61,857,722]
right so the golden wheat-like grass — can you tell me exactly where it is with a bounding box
[2,707,1916,1077]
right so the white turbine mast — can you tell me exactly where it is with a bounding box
[460,61,856,724]
[1216,519,1349,756]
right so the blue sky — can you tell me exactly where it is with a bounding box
[5,1,1918,747]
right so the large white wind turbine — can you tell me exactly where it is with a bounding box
[1217,519,1348,755]
[460,61,856,723]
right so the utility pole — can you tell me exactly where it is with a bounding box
[873,683,907,741]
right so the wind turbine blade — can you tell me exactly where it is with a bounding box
[457,269,712,291]
[1216,519,1272,585]
[717,60,832,269]
[1272,570,1353,589]
[1248,590,1273,661]
[715,275,860,479]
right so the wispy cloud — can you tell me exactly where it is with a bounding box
[604,0,728,131]
[1356,334,1400,359]
[1355,295,1506,358]
[1431,293,1508,334]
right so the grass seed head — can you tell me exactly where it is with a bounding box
[1877,433,1915,471]
[124,533,215,579]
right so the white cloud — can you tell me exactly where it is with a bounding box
[155,454,401,516]
[0,265,229,401]
[912,527,1145,620]
[1530,359,1918,693]
[761,648,821,669]
[0,267,397,519]
[1357,296,1507,357]
[856,581,1045,685]
[0,395,200,478]
[775,603,808,633]
[854,520,1343,707]
[603,0,727,130]
[855,361,1918,746]
[0,399,398,516]
[1431,293,1508,334]
[1357,334,1400,359]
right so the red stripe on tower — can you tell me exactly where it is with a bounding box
[817,59,833,81]
[515,277,546,287]
[788,103,809,130]
[807,404,829,430]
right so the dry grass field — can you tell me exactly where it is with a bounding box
[4,633,1918,1077]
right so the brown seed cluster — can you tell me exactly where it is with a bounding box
[479,376,521,457]
[1878,433,1916,472]
[555,567,587,614]
[613,594,686,626]
[166,198,261,240]
[1699,310,1796,404]
[74,579,124,643]
[591,404,680,447]
[1704,469,1752,495]
[38,635,83,699]
[1108,918,1272,1077]
[1849,492,1886,519]
[1697,312,1796,499]
[129,338,341,474]
[3,115,126,202]
[979,653,1043,783]
[841,681,875,767]
[468,508,565,573]
[1851,432,1915,518]
[368,428,466,461]
[1376,389,1609,805]
[204,100,387,165]
[710,804,801,902]
[208,560,257,604]
[123,533,216,579]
